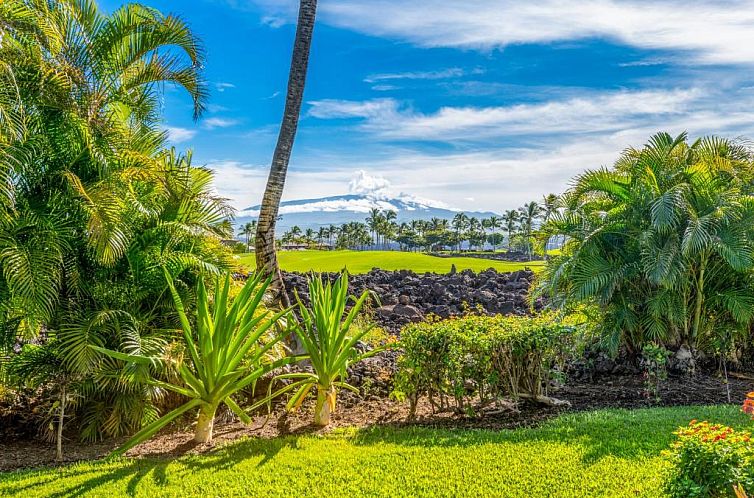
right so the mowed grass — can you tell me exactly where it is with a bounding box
[236,250,544,274]
[1,406,748,497]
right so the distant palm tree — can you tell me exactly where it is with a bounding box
[304,228,315,246]
[541,193,560,254]
[485,215,502,252]
[519,202,543,260]
[504,210,519,250]
[255,0,318,305]
[452,212,469,251]
[366,208,383,247]
[327,224,337,246]
[237,221,257,252]
[382,210,397,249]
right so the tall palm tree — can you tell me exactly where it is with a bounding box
[485,215,502,252]
[255,0,318,304]
[504,210,519,250]
[452,212,469,251]
[541,193,560,254]
[382,210,397,249]
[327,224,337,247]
[304,228,315,246]
[238,221,258,252]
[366,208,383,247]
[519,202,542,260]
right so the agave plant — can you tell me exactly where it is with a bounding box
[282,273,380,426]
[93,271,294,454]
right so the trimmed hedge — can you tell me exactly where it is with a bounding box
[393,314,573,415]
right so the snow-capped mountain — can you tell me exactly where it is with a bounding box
[235,193,499,233]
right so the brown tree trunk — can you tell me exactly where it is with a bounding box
[56,383,65,461]
[255,0,318,307]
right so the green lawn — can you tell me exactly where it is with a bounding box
[1,406,748,497]
[236,250,544,274]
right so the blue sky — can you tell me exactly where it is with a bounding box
[103,0,754,213]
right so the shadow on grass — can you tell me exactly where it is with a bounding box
[0,434,308,498]
[350,404,748,464]
[2,405,747,496]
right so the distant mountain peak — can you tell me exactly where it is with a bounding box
[236,192,497,232]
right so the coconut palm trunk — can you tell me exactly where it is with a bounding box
[255,0,318,304]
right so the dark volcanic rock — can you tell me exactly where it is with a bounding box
[280,267,539,333]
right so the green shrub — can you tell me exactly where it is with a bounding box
[666,421,754,497]
[393,313,572,416]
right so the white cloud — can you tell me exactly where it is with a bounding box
[164,126,196,144]
[250,0,754,65]
[203,117,240,129]
[215,82,236,92]
[348,170,392,196]
[364,67,466,83]
[206,160,269,210]
[371,84,399,92]
[307,98,400,119]
[310,88,702,141]
[210,82,754,213]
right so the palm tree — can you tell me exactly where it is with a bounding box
[485,216,502,252]
[541,193,560,254]
[452,212,469,251]
[304,228,315,246]
[289,225,302,243]
[327,225,338,247]
[366,208,383,247]
[519,202,543,260]
[0,0,244,442]
[0,0,209,335]
[537,132,754,352]
[382,210,398,249]
[504,210,519,250]
[255,0,318,305]
[238,221,258,252]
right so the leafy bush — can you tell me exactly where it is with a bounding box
[666,420,754,497]
[393,313,572,416]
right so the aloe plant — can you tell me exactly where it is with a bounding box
[93,271,294,454]
[283,273,381,426]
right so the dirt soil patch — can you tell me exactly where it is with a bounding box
[2,372,752,472]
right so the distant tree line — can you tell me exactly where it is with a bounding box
[277,195,560,259]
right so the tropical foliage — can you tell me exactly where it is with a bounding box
[283,273,379,426]
[537,132,754,353]
[94,272,294,453]
[0,0,234,443]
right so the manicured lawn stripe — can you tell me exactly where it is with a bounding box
[236,250,544,274]
[1,405,748,497]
